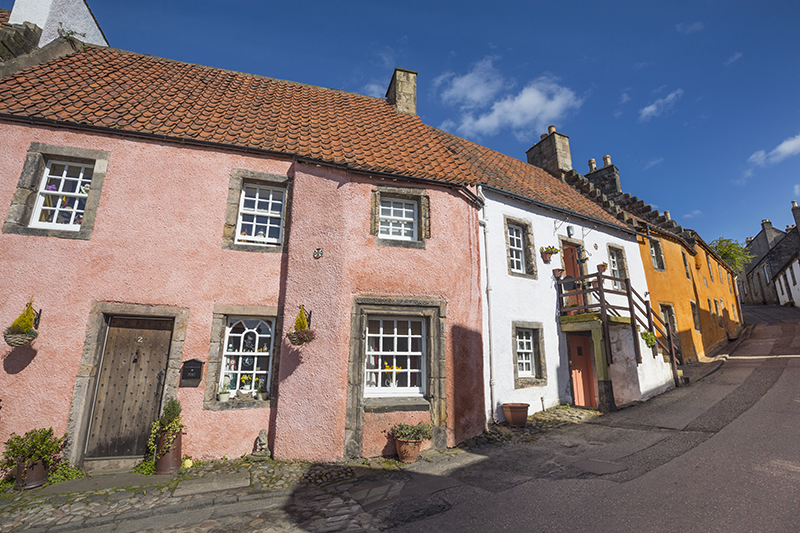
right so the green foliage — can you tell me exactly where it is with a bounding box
[294,305,309,330]
[709,238,754,274]
[136,398,184,474]
[6,298,36,335]
[46,461,87,485]
[1,428,64,472]
[641,330,657,348]
[389,422,434,441]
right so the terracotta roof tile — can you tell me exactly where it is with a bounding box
[0,46,627,230]
[0,9,11,25]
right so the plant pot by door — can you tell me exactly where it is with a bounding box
[14,460,47,490]
[155,430,182,475]
[395,439,422,463]
[502,403,530,428]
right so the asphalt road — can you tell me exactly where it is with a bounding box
[378,305,800,532]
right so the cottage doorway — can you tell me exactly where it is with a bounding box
[84,317,173,459]
[562,243,584,310]
[568,334,596,408]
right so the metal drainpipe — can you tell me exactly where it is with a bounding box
[477,186,498,425]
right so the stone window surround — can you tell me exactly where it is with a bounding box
[690,300,701,332]
[681,250,691,280]
[370,185,430,249]
[511,321,547,389]
[345,296,447,458]
[649,238,666,271]
[606,244,629,288]
[64,302,189,467]
[203,304,281,411]
[3,142,110,240]
[222,169,291,253]
[503,215,537,279]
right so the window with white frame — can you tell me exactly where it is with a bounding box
[235,184,285,246]
[508,225,526,274]
[763,263,771,283]
[720,299,725,326]
[364,317,425,397]
[728,272,733,293]
[718,264,723,283]
[28,160,93,230]
[608,246,627,290]
[714,300,720,326]
[707,298,713,323]
[220,317,274,395]
[516,328,535,377]
[378,198,418,241]
[649,239,665,270]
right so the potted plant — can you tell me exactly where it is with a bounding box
[286,305,316,346]
[146,397,184,475]
[502,403,530,428]
[389,422,433,463]
[218,386,230,403]
[3,297,40,347]
[257,379,268,401]
[1,428,64,490]
[540,246,560,263]
[597,262,608,273]
[640,330,657,348]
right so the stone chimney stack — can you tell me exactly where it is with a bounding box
[386,68,417,115]
[761,219,772,231]
[526,125,572,178]
[792,201,800,230]
[585,153,622,196]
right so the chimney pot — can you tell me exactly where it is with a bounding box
[603,155,612,167]
[793,201,798,207]
[665,210,671,221]
[548,125,556,134]
[540,134,548,140]
[588,159,596,172]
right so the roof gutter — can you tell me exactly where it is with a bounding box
[480,184,636,236]
[0,113,483,208]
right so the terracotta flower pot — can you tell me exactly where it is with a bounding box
[597,264,608,273]
[155,430,182,475]
[541,252,553,263]
[14,460,47,490]
[502,403,530,428]
[395,439,422,463]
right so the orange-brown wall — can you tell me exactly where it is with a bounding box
[638,232,741,361]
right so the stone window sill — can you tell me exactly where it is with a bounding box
[364,397,430,413]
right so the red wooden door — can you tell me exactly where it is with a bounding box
[569,335,596,408]
[563,243,584,310]
[84,317,173,458]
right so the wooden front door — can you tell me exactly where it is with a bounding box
[84,317,173,458]
[569,335,596,408]
[563,243,584,310]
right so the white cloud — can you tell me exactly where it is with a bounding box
[619,93,631,104]
[748,132,800,167]
[676,22,704,34]
[794,184,800,196]
[362,83,384,98]
[433,56,506,110]
[724,52,743,66]
[452,75,583,139]
[639,89,684,122]
[683,209,702,219]
[644,157,664,169]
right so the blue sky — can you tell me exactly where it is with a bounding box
[4,0,799,243]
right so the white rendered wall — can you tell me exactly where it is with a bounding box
[10,0,108,47]
[480,188,673,422]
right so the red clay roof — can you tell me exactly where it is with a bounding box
[0,46,627,230]
[0,9,10,25]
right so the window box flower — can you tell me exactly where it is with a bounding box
[540,246,560,263]
[3,298,40,348]
[286,305,315,346]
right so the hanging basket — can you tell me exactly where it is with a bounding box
[287,329,316,346]
[3,331,38,347]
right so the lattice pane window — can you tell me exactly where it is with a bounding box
[29,161,93,230]
[508,225,525,273]
[365,317,425,397]
[221,318,273,395]
[649,240,665,270]
[516,329,534,377]
[379,199,417,241]
[236,185,284,245]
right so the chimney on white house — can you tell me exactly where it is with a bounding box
[526,125,572,177]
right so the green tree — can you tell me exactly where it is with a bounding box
[709,238,754,274]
